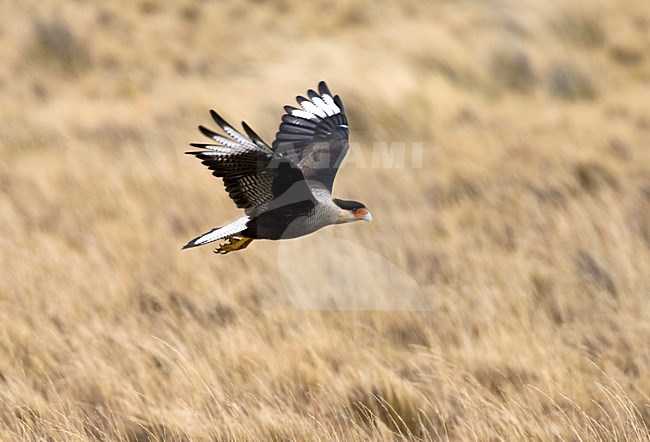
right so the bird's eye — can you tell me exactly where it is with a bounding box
[352,208,358,213]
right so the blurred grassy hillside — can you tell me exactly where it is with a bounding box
[0,0,649,440]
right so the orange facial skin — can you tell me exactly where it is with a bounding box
[354,208,369,220]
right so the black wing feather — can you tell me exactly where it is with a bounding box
[272,81,349,191]
[241,121,269,149]
[334,95,345,113]
[279,123,316,135]
[318,82,331,96]
[282,114,318,128]
[198,125,220,140]
[187,112,315,214]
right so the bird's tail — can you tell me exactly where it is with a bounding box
[182,216,252,253]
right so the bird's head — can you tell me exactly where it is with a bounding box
[334,199,372,224]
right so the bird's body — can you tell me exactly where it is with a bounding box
[244,187,337,239]
[183,82,371,254]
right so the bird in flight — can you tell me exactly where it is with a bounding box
[183,81,372,254]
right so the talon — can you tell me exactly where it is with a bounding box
[214,236,253,254]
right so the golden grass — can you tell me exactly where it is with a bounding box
[1,0,649,440]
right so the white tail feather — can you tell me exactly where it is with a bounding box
[183,216,249,249]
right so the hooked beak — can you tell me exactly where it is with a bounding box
[362,211,373,222]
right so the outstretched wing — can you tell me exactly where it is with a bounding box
[273,81,349,192]
[187,110,316,215]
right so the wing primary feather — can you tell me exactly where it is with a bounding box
[185,151,213,156]
[300,100,327,118]
[279,123,316,135]
[318,81,331,96]
[333,95,345,113]
[210,110,257,148]
[188,143,233,150]
[282,114,318,128]
[198,125,221,140]
[241,121,270,151]
[209,110,233,131]
[291,109,317,120]
[195,129,244,149]
[320,94,340,113]
[311,96,333,116]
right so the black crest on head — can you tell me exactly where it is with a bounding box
[333,199,366,210]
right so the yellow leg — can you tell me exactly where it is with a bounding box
[214,236,254,254]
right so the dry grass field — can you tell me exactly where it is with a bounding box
[1,0,649,440]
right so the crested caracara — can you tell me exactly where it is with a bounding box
[183,81,371,254]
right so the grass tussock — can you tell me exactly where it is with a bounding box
[1,0,649,440]
[488,45,537,94]
[29,16,92,74]
[548,61,598,100]
[550,12,607,48]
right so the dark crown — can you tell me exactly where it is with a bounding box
[333,199,366,210]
